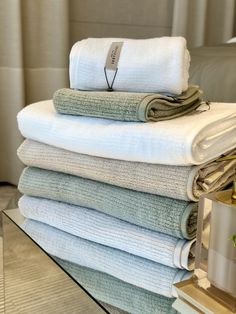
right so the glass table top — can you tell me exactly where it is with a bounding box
[0,208,126,314]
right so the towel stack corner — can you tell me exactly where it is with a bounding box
[16,36,236,314]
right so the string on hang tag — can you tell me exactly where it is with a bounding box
[189,100,211,115]
[104,42,123,91]
[104,67,118,92]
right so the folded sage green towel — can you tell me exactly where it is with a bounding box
[18,167,198,239]
[55,258,177,314]
[53,85,202,122]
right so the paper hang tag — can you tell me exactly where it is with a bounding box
[105,42,124,71]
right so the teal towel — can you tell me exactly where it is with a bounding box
[53,86,202,122]
[18,167,198,239]
[55,258,177,314]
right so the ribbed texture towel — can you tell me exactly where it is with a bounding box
[18,167,198,239]
[18,140,236,201]
[21,218,191,298]
[17,100,236,165]
[55,257,177,314]
[69,37,190,95]
[53,86,202,122]
[19,195,195,270]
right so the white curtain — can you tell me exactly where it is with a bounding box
[0,0,69,185]
[172,0,236,47]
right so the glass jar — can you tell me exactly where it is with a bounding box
[193,188,236,312]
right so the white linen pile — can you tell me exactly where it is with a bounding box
[16,36,236,314]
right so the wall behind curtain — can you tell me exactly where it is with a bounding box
[0,0,69,185]
[69,0,174,45]
[69,0,236,49]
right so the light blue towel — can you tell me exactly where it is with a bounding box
[22,218,191,298]
[19,195,195,270]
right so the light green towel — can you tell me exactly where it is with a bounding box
[55,257,177,314]
[18,167,198,239]
[53,85,202,122]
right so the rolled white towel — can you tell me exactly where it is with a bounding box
[69,37,190,95]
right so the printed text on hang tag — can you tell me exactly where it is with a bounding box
[105,42,124,71]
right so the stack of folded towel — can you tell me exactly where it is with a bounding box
[16,37,236,314]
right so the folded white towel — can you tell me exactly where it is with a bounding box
[22,218,191,298]
[69,37,190,95]
[19,195,195,270]
[17,100,236,165]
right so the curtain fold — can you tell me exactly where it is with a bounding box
[0,0,70,185]
[172,0,236,47]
